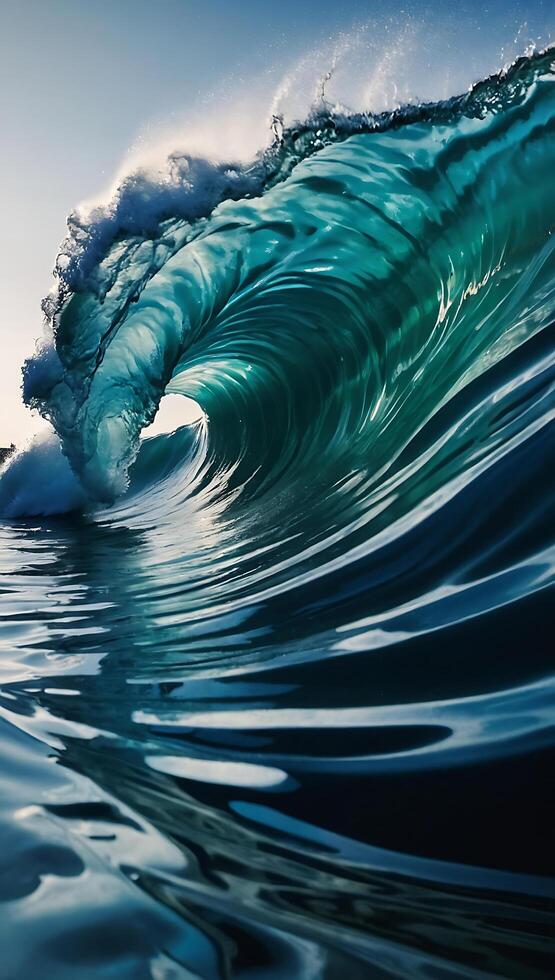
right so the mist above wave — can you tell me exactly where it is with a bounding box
[40,16,552,315]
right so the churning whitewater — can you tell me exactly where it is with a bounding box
[0,45,554,980]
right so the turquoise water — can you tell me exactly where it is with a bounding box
[0,49,554,978]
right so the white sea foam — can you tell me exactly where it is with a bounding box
[0,430,86,518]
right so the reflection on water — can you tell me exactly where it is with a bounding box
[1,392,554,977]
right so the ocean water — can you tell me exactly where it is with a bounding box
[1,46,554,979]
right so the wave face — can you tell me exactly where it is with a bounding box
[1,48,555,979]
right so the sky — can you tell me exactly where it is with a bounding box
[1,0,553,446]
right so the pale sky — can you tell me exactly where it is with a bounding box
[1,0,552,446]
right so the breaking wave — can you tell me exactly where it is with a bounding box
[1,43,554,980]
